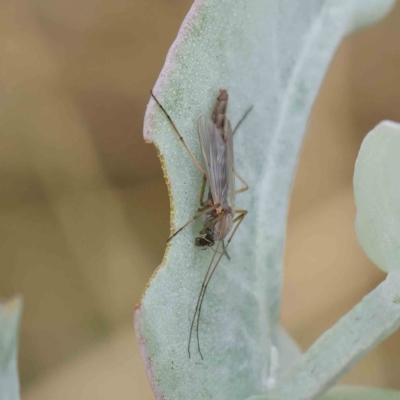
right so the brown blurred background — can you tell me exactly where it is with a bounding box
[1,1,400,399]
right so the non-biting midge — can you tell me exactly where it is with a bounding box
[150,89,250,359]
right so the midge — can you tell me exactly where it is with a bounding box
[150,89,251,359]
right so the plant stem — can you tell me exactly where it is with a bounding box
[268,271,400,400]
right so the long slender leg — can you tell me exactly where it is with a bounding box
[199,212,224,235]
[167,204,219,243]
[194,210,247,358]
[233,209,248,219]
[188,240,221,359]
[196,212,231,260]
[222,239,231,260]
[235,171,249,194]
[232,105,253,135]
[199,175,207,206]
[150,91,206,178]
[232,106,251,202]
[198,211,231,260]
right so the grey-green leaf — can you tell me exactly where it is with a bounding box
[0,296,22,400]
[321,385,400,400]
[270,271,400,400]
[246,385,400,400]
[135,1,394,399]
[354,121,400,273]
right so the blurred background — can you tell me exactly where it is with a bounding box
[2,0,400,398]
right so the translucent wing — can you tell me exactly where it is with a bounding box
[224,118,235,211]
[197,115,235,212]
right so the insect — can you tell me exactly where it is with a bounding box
[150,89,250,359]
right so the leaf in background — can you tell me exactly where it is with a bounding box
[135,1,394,399]
[0,296,22,400]
[321,385,400,400]
[269,270,400,400]
[248,385,400,400]
[354,121,400,273]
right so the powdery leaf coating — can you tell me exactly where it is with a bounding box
[0,296,22,400]
[354,121,400,273]
[136,1,394,399]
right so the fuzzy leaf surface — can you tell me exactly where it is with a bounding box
[136,1,394,399]
[321,386,400,400]
[354,121,400,273]
[0,296,22,400]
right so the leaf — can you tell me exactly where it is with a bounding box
[135,1,394,399]
[0,296,22,400]
[354,121,400,273]
[269,271,400,400]
[247,385,400,400]
[321,386,400,400]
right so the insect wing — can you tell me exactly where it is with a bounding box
[224,118,235,211]
[197,115,235,211]
[197,115,217,198]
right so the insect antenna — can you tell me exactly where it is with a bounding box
[194,211,247,359]
[194,241,226,360]
[188,240,221,359]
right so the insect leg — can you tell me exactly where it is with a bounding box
[188,240,221,359]
[150,91,206,178]
[222,239,231,260]
[199,212,224,235]
[232,105,253,135]
[199,175,208,206]
[167,204,219,243]
[198,215,232,260]
[233,208,246,216]
[234,171,249,194]
[195,210,247,358]
[232,105,251,194]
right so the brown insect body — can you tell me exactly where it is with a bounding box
[150,89,249,360]
[196,90,235,248]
